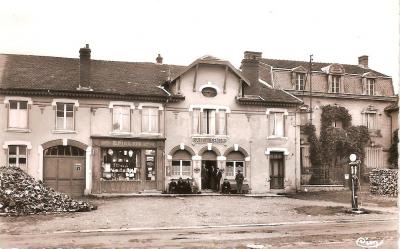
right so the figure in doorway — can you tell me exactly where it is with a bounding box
[235,170,244,194]
[216,168,223,192]
[221,178,231,194]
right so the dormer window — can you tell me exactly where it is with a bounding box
[330,75,341,93]
[366,78,375,95]
[296,73,306,91]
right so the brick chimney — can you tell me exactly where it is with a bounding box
[241,51,262,95]
[358,55,368,69]
[78,44,92,90]
[156,54,163,64]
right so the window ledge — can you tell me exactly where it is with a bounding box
[140,132,162,136]
[267,136,288,140]
[191,134,229,138]
[109,131,134,136]
[6,128,31,133]
[52,130,77,134]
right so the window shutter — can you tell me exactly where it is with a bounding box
[362,78,367,95]
[291,72,296,90]
[327,75,332,93]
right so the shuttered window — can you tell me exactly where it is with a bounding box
[9,100,28,129]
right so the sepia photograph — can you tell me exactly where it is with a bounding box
[0,0,398,248]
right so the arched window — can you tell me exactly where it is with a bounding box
[226,151,245,178]
[172,150,192,177]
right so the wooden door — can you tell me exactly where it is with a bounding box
[270,152,284,189]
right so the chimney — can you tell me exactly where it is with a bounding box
[156,54,163,64]
[358,55,368,69]
[78,44,92,90]
[241,51,262,94]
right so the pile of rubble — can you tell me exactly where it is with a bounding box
[369,168,398,197]
[0,166,96,216]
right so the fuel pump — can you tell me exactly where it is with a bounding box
[349,154,363,213]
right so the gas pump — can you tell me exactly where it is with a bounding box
[349,154,363,213]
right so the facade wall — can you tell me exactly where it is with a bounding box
[165,65,300,193]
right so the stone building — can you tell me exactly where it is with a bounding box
[0,47,302,195]
[256,54,397,184]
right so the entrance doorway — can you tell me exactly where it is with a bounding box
[270,152,284,189]
[43,145,86,196]
[201,160,217,190]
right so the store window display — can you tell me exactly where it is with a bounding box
[101,148,140,180]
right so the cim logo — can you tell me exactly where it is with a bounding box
[356,237,384,248]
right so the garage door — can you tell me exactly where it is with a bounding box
[44,145,85,196]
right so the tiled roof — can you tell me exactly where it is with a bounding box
[261,58,388,77]
[384,101,399,112]
[0,54,186,97]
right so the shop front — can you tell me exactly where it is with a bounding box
[91,136,165,193]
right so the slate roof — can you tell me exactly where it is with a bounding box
[261,58,389,77]
[0,54,186,97]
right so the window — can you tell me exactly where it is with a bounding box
[331,75,341,93]
[226,161,244,178]
[171,149,192,177]
[145,149,157,181]
[190,105,229,135]
[8,145,27,167]
[201,87,218,97]
[364,112,377,130]
[8,100,28,129]
[367,78,375,95]
[112,105,131,132]
[192,109,201,134]
[295,73,306,91]
[101,148,140,181]
[142,107,159,133]
[56,103,74,130]
[201,109,216,135]
[332,120,342,129]
[269,112,285,137]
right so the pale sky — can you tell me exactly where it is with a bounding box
[1,0,398,93]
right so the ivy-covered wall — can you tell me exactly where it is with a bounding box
[370,169,398,196]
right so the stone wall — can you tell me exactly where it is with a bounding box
[369,169,398,196]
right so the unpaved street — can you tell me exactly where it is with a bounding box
[0,196,397,248]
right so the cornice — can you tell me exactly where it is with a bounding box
[288,90,397,102]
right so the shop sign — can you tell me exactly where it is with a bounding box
[192,136,228,144]
[96,140,157,148]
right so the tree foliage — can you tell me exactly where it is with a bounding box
[388,129,399,168]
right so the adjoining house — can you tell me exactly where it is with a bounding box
[257,55,397,185]
[0,47,303,196]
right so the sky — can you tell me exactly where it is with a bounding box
[1,0,398,93]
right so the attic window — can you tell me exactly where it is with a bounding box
[201,87,217,97]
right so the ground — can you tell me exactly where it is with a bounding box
[0,192,397,248]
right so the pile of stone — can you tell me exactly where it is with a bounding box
[0,166,96,216]
[369,168,398,197]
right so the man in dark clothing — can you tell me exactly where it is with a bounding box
[177,177,185,194]
[235,170,244,194]
[221,178,231,194]
[169,179,177,194]
[216,168,223,191]
[185,178,192,194]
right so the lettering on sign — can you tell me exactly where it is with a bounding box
[192,137,228,144]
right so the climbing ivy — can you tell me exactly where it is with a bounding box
[302,105,370,184]
[388,129,399,168]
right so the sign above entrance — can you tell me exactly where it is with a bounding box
[192,136,228,144]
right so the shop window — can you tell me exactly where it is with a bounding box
[56,102,74,130]
[145,149,157,181]
[269,112,285,137]
[142,107,159,133]
[171,150,192,177]
[8,145,27,167]
[101,148,140,181]
[8,100,28,129]
[112,106,131,133]
[295,73,306,91]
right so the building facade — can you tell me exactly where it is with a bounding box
[257,55,397,184]
[0,48,302,195]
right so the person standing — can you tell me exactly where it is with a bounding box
[216,168,223,192]
[235,170,244,194]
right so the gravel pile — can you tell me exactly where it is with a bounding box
[0,166,96,216]
[369,168,398,197]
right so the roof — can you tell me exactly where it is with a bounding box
[261,58,389,77]
[0,54,186,97]
[384,101,399,112]
[170,55,252,86]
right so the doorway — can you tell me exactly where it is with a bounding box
[270,152,284,189]
[201,160,217,190]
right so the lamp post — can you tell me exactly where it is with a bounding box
[349,154,363,213]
